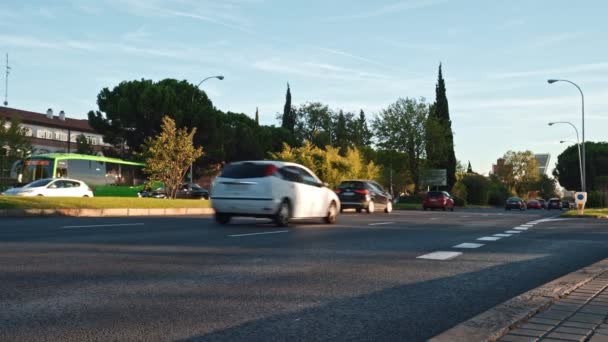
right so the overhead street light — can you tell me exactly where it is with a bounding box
[547,79,585,191]
[189,75,224,184]
[548,121,584,192]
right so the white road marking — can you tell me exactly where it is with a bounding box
[429,218,439,220]
[416,251,463,260]
[520,224,534,227]
[493,233,512,237]
[229,230,289,237]
[60,223,145,229]
[368,222,395,226]
[505,230,522,234]
[477,236,501,241]
[453,243,484,249]
[514,227,529,230]
[460,216,471,218]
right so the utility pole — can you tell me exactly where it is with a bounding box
[3,53,10,106]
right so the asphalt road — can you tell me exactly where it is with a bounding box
[1,209,607,341]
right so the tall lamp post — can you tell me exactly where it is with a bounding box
[549,121,584,192]
[547,79,585,192]
[190,75,224,184]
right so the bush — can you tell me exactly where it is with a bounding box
[587,191,608,208]
[452,196,466,207]
[487,181,511,206]
[396,194,424,204]
[461,174,489,205]
[451,181,468,206]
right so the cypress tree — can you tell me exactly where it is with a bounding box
[467,161,473,174]
[431,63,457,189]
[281,83,294,133]
[255,107,259,125]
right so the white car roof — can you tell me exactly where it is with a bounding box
[30,178,84,184]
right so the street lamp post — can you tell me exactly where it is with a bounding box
[547,79,585,192]
[549,121,584,192]
[189,75,224,184]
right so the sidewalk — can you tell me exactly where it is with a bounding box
[499,271,608,342]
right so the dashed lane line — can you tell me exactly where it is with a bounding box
[416,251,463,260]
[477,236,501,241]
[368,222,396,226]
[514,227,529,230]
[60,223,145,229]
[505,230,522,234]
[229,230,289,237]
[493,233,512,237]
[453,243,485,249]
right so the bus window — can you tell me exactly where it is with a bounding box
[66,159,106,185]
[21,159,54,183]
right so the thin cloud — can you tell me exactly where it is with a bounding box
[315,46,385,68]
[0,34,57,49]
[487,62,608,80]
[252,58,392,82]
[326,0,448,20]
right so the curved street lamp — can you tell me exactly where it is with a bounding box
[547,79,585,191]
[190,75,224,184]
[548,121,583,192]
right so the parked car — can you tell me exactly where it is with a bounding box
[1,178,94,197]
[562,199,574,209]
[139,183,209,199]
[335,180,392,214]
[538,198,547,209]
[526,200,543,209]
[211,161,340,226]
[547,198,563,210]
[422,191,455,211]
[505,197,526,211]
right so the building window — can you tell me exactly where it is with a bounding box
[23,127,33,137]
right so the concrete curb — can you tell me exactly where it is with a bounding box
[0,208,214,217]
[429,257,608,342]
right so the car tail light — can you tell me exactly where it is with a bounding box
[335,189,342,194]
[264,165,278,176]
[354,189,369,195]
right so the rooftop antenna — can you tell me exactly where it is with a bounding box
[3,53,9,106]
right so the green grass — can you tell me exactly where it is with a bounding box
[394,203,421,210]
[0,196,211,209]
[561,208,608,218]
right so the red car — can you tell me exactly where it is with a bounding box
[423,191,455,211]
[526,200,542,209]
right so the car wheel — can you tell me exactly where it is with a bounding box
[367,200,375,214]
[37,194,44,197]
[356,208,362,213]
[324,201,338,224]
[83,195,89,198]
[214,213,231,225]
[384,201,392,214]
[442,206,447,211]
[274,200,290,227]
[423,206,428,211]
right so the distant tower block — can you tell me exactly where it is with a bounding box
[534,153,551,175]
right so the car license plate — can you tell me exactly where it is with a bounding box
[343,191,354,196]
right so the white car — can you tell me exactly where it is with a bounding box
[2,178,94,197]
[211,161,340,226]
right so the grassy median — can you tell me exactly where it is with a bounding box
[0,196,211,209]
[561,208,608,218]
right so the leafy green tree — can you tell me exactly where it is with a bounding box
[333,110,349,154]
[294,102,333,147]
[451,181,468,206]
[554,141,608,191]
[426,64,457,189]
[142,116,203,199]
[502,150,540,196]
[0,117,32,179]
[88,79,221,163]
[75,134,94,155]
[533,174,558,199]
[487,174,511,206]
[350,110,372,147]
[373,97,428,192]
[280,83,296,133]
[221,112,265,162]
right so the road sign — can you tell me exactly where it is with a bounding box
[574,192,587,215]
[422,169,447,186]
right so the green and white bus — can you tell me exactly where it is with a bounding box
[11,153,146,196]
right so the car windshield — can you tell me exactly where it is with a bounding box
[338,181,365,190]
[24,179,53,188]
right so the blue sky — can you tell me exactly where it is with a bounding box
[1,0,607,175]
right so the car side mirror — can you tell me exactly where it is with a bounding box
[323,182,329,187]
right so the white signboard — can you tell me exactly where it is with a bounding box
[574,192,587,215]
[422,169,447,186]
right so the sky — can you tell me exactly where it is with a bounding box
[1,0,607,175]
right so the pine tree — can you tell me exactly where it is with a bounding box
[281,83,295,133]
[467,161,473,174]
[255,107,259,125]
[355,110,372,146]
[428,63,457,189]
